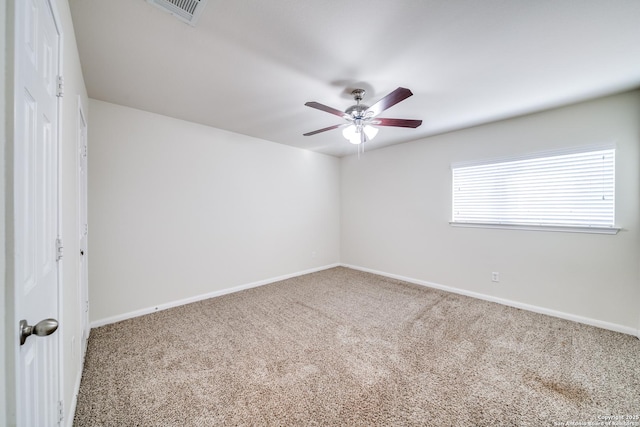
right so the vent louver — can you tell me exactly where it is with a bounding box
[146,0,208,26]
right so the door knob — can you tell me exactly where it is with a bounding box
[19,318,58,346]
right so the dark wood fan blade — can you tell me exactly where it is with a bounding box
[365,87,413,117]
[303,124,344,136]
[373,118,422,128]
[304,102,347,118]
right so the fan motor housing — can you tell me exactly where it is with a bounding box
[345,104,370,118]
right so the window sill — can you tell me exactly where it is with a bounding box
[449,222,620,235]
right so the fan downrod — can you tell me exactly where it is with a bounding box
[346,89,369,118]
[351,89,365,102]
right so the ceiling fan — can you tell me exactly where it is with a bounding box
[303,87,422,145]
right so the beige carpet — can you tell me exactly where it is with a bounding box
[74,267,640,426]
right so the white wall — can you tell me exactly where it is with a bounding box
[341,91,640,333]
[88,99,341,323]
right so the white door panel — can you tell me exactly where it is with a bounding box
[15,0,61,425]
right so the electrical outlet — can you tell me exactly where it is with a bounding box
[491,272,500,282]
[311,251,317,258]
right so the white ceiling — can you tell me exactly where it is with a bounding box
[69,0,640,157]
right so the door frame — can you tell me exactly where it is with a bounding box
[11,0,65,424]
[53,0,65,421]
[77,95,89,357]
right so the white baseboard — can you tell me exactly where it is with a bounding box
[342,263,639,337]
[90,263,341,329]
[89,262,639,339]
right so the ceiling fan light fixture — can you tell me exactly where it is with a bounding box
[342,124,379,145]
[342,125,361,144]
[304,87,421,150]
[363,125,378,140]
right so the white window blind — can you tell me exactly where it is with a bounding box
[452,148,615,230]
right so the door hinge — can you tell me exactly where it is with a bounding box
[56,238,64,261]
[58,400,64,423]
[56,75,64,97]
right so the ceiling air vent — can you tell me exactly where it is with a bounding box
[146,0,208,26]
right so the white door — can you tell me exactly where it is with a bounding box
[78,103,89,356]
[14,0,62,426]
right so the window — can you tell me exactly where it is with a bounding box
[451,148,617,233]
